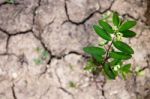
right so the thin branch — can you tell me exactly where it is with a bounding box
[103,37,115,65]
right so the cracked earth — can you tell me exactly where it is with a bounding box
[0,0,150,99]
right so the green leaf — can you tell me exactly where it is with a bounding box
[33,58,43,65]
[113,41,134,54]
[83,46,105,56]
[99,20,114,33]
[109,52,132,60]
[92,55,103,63]
[119,21,136,31]
[113,12,121,27]
[83,46,105,62]
[110,59,122,66]
[103,64,116,79]
[93,25,112,41]
[120,30,136,38]
[121,64,131,73]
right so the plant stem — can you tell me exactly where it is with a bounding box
[103,37,115,65]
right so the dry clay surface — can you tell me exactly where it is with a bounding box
[0,0,150,99]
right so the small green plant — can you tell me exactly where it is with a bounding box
[33,47,49,65]
[68,81,76,88]
[83,12,138,80]
[5,0,15,4]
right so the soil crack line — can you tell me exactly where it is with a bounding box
[11,84,17,99]
[59,87,75,99]
[63,0,115,25]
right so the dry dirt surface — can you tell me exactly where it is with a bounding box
[0,0,150,99]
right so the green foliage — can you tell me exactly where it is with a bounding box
[113,41,134,54]
[33,47,49,65]
[68,81,76,88]
[121,64,131,73]
[6,0,15,4]
[99,20,114,33]
[83,46,105,62]
[119,21,136,32]
[84,59,100,75]
[83,46,105,56]
[33,58,43,65]
[104,63,116,79]
[113,12,121,27]
[83,12,137,80]
[109,52,132,60]
[120,30,136,38]
[93,25,112,41]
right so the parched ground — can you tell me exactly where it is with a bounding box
[0,0,150,99]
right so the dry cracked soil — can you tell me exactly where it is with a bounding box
[0,0,150,99]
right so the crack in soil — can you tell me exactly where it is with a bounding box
[6,30,32,54]
[0,26,32,36]
[0,0,149,99]
[0,27,33,54]
[93,76,107,99]
[131,54,150,99]
[144,0,150,25]
[101,79,106,99]
[54,67,62,86]
[39,85,51,99]
[138,54,150,72]
[0,1,19,7]
[11,84,17,99]
[54,68,75,99]
[63,0,115,25]
[31,31,52,64]
[59,87,75,99]
[32,0,42,25]
[122,13,139,20]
